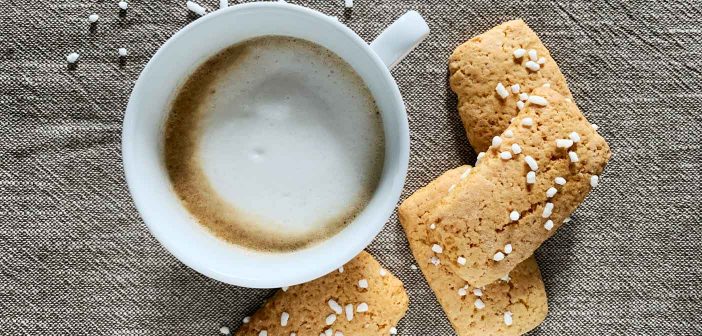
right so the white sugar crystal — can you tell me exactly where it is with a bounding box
[543,82,551,88]
[521,117,534,127]
[430,256,440,266]
[431,244,443,254]
[517,101,525,110]
[563,217,572,223]
[410,264,417,270]
[504,311,514,326]
[528,49,538,61]
[504,130,514,138]
[448,184,456,192]
[519,92,529,101]
[592,123,599,131]
[429,223,436,230]
[282,286,289,292]
[219,0,228,9]
[356,302,369,313]
[118,1,128,10]
[493,252,505,261]
[525,61,540,71]
[389,327,398,335]
[345,304,354,321]
[66,52,79,63]
[528,95,548,106]
[458,287,467,296]
[118,48,128,57]
[568,151,579,162]
[546,187,557,198]
[476,152,485,164]
[325,314,336,325]
[335,332,343,336]
[338,266,344,273]
[328,299,343,314]
[542,202,554,218]
[325,329,333,336]
[460,167,472,179]
[511,143,522,154]
[501,274,511,282]
[537,57,546,64]
[88,14,99,23]
[259,331,267,336]
[499,151,512,160]
[591,175,600,188]
[457,256,466,265]
[219,326,230,335]
[513,48,526,58]
[569,131,581,143]
[281,312,290,326]
[556,139,574,148]
[492,136,503,147]
[526,171,536,184]
[345,0,353,8]
[510,210,520,221]
[186,1,206,15]
[504,244,513,254]
[474,298,486,309]
[524,155,539,171]
[511,84,520,93]
[379,268,387,277]
[243,316,250,324]
[291,333,297,336]
[473,288,483,296]
[496,82,510,99]
[358,279,369,289]
[555,177,566,185]
[544,220,554,231]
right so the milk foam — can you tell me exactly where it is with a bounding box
[164,36,384,251]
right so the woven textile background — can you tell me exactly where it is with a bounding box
[1,0,701,335]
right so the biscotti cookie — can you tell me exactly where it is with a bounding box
[234,251,408,336]
[427,87,611,287]
[399,166,548,336]
[449,19,572,153]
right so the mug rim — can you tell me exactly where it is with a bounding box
[122,2,410,287]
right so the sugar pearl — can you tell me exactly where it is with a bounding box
[546,187,557,198]
[542,202,554,218]
[504,130,514,138]
[504,244,513,254]
[356,303,369,313]
[510,210,520,221]
[591,175,600,188]
[492,136,503,147]
[568,151,579,162]
[511,143,522,154]
[500,151,512,160]
[325,314,336,325]
[513,48,526,58]
[526,171,536,184]
[544,220,554,231]
[528,49,538,61]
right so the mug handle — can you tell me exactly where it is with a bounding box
[369,11,430,70]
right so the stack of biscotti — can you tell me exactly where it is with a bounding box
[399,20,611,335]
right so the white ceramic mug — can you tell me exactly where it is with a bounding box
[122,2,428,288]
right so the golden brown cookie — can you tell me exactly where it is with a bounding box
[399,166,548,336]
[234,251,408,336]
[427,87,611,287]
[449,19,572,153]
